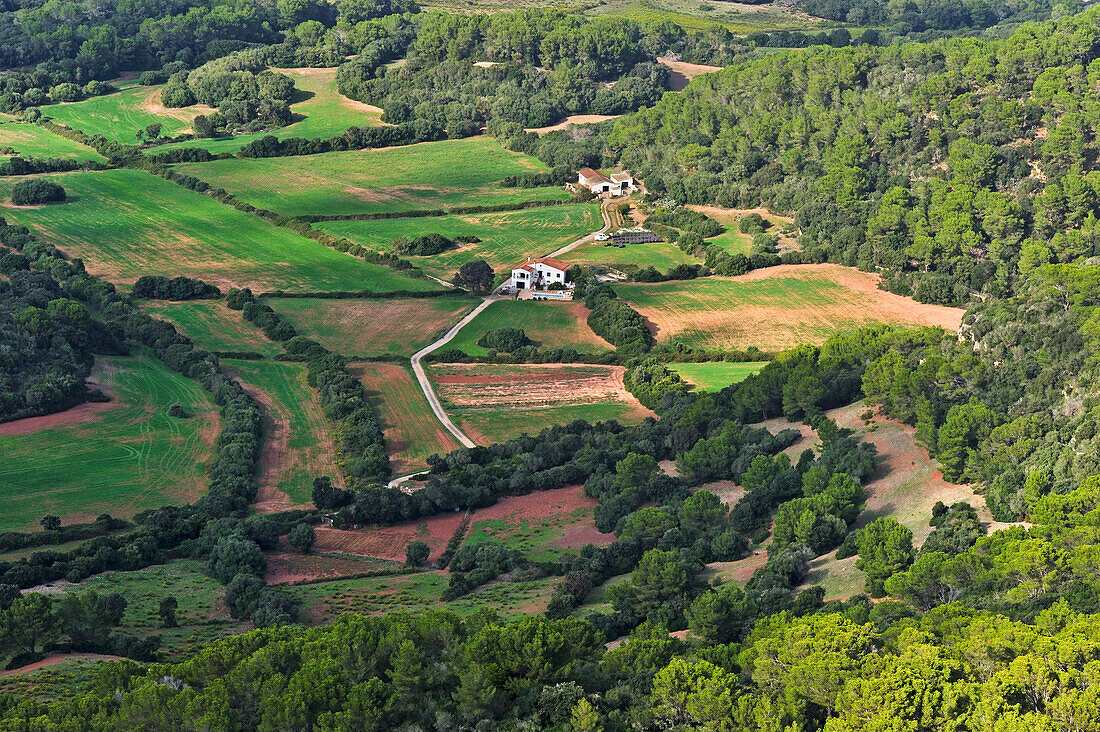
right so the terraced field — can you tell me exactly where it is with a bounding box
[0,122,104,161]
[617,264,966,351]
[173,137,569,217]
[0,353,218,532]
[0,169,437,293]
[139,300,284,357]
[446,299,612,356]
[316,203,600,281]
[42,83,215,143]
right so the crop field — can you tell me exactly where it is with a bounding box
[154,67,385,155]
[0,123,104,162]
[352,362,462,473]
[0,169,437,293]
[315,203,600,280]
[428,363,655,444]
[290,570,559,620]
[139,300,283,357]
[669,361,765,391]
[447,300,613,356]
[617,264,967,351]
[462,485,614,562]
[269,296,480,357]
[42,83,215,143]
[173,137,569,217]
[567,237,700,272]
[222,359,337,510]
[0,353,218,532]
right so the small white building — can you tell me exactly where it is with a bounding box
[511,256,571,291]
[576,168,635,197]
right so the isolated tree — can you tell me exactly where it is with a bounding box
[856,517,915,596]
[104,593,127,624]
[406,540,430,567]
[207,536,265,583]
[145,122,162,140]
[288,523,316,553]
[453,259,494,293]
[159,597,178,627]
[40,514,61,531]
[192,114,214,138]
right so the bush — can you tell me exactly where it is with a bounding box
[477,327,531,352]
[138,70,169,86]
[739,213,768,234]
[391,233,456,256]
[11,179,65,205]
[287,523,316,553]
[406,540,430,566]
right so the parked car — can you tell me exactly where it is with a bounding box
[594,233,609,241]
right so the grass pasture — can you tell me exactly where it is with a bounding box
[0,169,437,293]
[269,296,480,357]
[617,264,966,352]
[43,84,215,143]
[0,123,104,162]
[447,299,612,356]
[0,353,218,532]
[173,137,569,217]
[139,300,283,357]
[689,205,799,255]
[568,236,700,272]
[429,363,654,444]
[352,362,462,473]
[222,359,337,510]
[315,203,600,281]
[669,362,765,391]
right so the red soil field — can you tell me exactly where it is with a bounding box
[265,550,389,585]
[312,511,468,562]
[468,485,615,551]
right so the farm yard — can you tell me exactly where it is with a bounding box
[138,300,284,357]
[617,264,966,351]
[428,363,655,444]
[445,300,613,356]
[221,359,339,510]
[0,169,437,293]
[42,83,216,143]
[315,203,601,281]
[269,296,480,357]
[352,362,462,473]
[172,137,569,217]
[669,361,766,391]
[0,122,104,161]
[0,354,218,532]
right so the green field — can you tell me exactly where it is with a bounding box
[0,122,104,162]
[568,237,700,272]
[0,353,218,532]
[269,296,480,357]
[460,402,653,444]
[669,361,766,391]
[589,0,825,32]
[42,83,214,143]
[0,169,437,293]
[315,203,599,281]
[222,359,336,507]
[154,68,385,155]
[173,137,569,217]
[447,299,612,356]
[140,300,284,357]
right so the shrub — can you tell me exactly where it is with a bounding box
[477,327,531,352]
[11,179,66,205]
[739,213,768,234]
[138,70,169,85]
[406,540,430,566]
[287,523,316,553]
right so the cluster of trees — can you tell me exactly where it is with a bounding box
[585,284,653,355]
[131,275,221,300]
[10,179,65,205]
[476,327,531,352]
[390,232,458,256]
[801,0,1069,33]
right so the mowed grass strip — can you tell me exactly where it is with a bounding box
[447,299,612,356]
[173,137,569,217]
[222,359,338,509]
[269,296,480,357]
[0,353,218,532]
[154,67,385,155]
[42,83,216,143]
[617,264,966,352]
[139,300,283,357]
[0,169,438,293]
[0,122,104,162]
[315,203,600,281]
[669,362,766,391]
[352,362,462,473]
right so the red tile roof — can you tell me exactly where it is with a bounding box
[534,256,570,272]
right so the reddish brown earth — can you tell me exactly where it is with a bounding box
[0,371,116,436]
[467,485,615,551]
[265,549,388,584]
[312,512,467,563]
[0,653,122,678]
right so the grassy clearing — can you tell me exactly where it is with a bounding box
[352,363,461,473]
[0,169,437,293]
[0,353,218,532]
[173,137,569,217]
[154,68,384,155]
[42,84,214,143]
[0,656,108,703]
[269,296,480,357]
[568,237,700,272]
[617,264,965,351]
[429,363,653,445]
[689,206,798,255]
[669,362,765,391]
[447,299,612,356]
[139,300,283,357]
[316,203,600,281]
[0,123,104,162]
[223,359,336,508]
[290,570,558,620]
[589,0,824,32]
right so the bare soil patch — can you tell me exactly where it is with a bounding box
[0,360,121,436]
[657,57,723,91]
[313,512,467,563]
[526,114,620,134]
[433,363,650,414]
[137,86,216,126]
[696,479,744,507]
[0,653,122,678]
[265,548,389,584]
[467,485,613,551]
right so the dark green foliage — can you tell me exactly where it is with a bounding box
[453,259,494,293]
[405,540,430,567]
[312,476,353,511]
[585,285,652,355]
[476,327,531,352]
[445,542,525,599]
[855,517,915,596]
[646,207,724,239]
[287,523,316,553]
[11,179,65,205]
[391,232,456,256]
[131,275,221,300]
[158,596,178,627]
[739,213,767,234]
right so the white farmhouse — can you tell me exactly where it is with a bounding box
[576,168,635,196]
[511,256,571,290]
